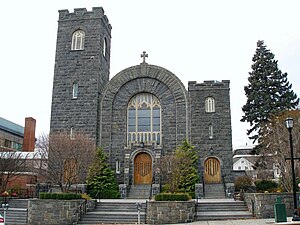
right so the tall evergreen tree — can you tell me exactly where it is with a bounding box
[86,148,119,198]
[241,40,299,143]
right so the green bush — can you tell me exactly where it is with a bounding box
[154,193,191,201]
[39,192,45,199]
[255,180,278,192]
[39,192,82,200]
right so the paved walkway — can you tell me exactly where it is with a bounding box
[168,218,300,225]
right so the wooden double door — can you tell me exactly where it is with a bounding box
[134,152,152,185]
[204,157,221,184]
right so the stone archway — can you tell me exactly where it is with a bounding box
[134,152,152,185]
[204,157,221,184]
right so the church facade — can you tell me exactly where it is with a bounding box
[50,7,233,193]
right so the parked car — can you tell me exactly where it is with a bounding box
[0,214,4,225]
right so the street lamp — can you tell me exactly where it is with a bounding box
[1,191,9,225]
[285,117,299,221]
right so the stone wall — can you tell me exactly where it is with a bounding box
[244,193,300,218]
[28,199,85,225]
[146,200,195,224]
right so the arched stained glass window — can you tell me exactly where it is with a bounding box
[205,97,215,112]
[71,30,85,50]
[127,93,161,146]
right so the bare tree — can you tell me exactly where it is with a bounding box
[259,110,300,192]
[0,151,32,192]
[160,154,181,193]
[36,133,96,192]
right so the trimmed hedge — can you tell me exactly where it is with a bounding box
[255,180,278,192]
[154,193,191,201]
[39,192,82,200]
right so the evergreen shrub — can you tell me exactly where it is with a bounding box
[255,180,278,192]
[154,193,191,201]
[39,192,82,199]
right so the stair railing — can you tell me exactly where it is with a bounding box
[202,176,205,198]
[222,175,227,197]
[150,182,153,199]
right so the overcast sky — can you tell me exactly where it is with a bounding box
[1,0,300,149]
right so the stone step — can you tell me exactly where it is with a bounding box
[196,211,254,220]
[79,201,147,224]
[95,202,147,212]
[128,185,151,199]
[204,184,226,199]
[6,199,28,208]
[195,199,253,221]
[0,208,28,225]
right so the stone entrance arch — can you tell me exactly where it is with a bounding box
[134,152,152,185]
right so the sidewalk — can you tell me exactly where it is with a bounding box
[169,218,300,225]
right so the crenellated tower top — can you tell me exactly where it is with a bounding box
[58,7,112,29]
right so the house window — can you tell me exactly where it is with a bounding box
[72,83,78,99]
[245,166,248,170]
[205,97,215,112]
[241,160,244,163]
[71,30,85,50]
[208,125,213,139]
[238,166,241,170]
[127,93,161,146]
[116,160,120,174]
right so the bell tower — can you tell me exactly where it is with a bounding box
[50,7,112,144]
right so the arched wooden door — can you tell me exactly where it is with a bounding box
[134,152,152,185]
[204,157,221,184]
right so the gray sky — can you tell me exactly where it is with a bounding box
[1,0,300,149]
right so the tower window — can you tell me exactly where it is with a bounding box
[127,93,161,146]
[103,37,107,57]
[70,127,75,140]
[71,30,85,50]
[205,97,215,112]
[72,83,78,99]
[208,124,213,139]
[116,160,120,174]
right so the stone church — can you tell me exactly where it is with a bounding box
[50,7,233,196]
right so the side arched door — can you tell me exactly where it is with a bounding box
[204,157,221,184]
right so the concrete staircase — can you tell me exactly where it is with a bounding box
[128,185,151,199]
[204,183,226,199]
[196,199,253,220]
[78,200,147,224]
[0,199,28,225]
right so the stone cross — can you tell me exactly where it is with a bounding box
[141,51,148,63]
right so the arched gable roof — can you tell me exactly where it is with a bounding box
[99,63,189,152]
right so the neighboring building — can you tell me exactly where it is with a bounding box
[233,157,255,171]
[0,117,36,152]
[0,117,42,196]
[50,8,233,194]
[233,145,280,181]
